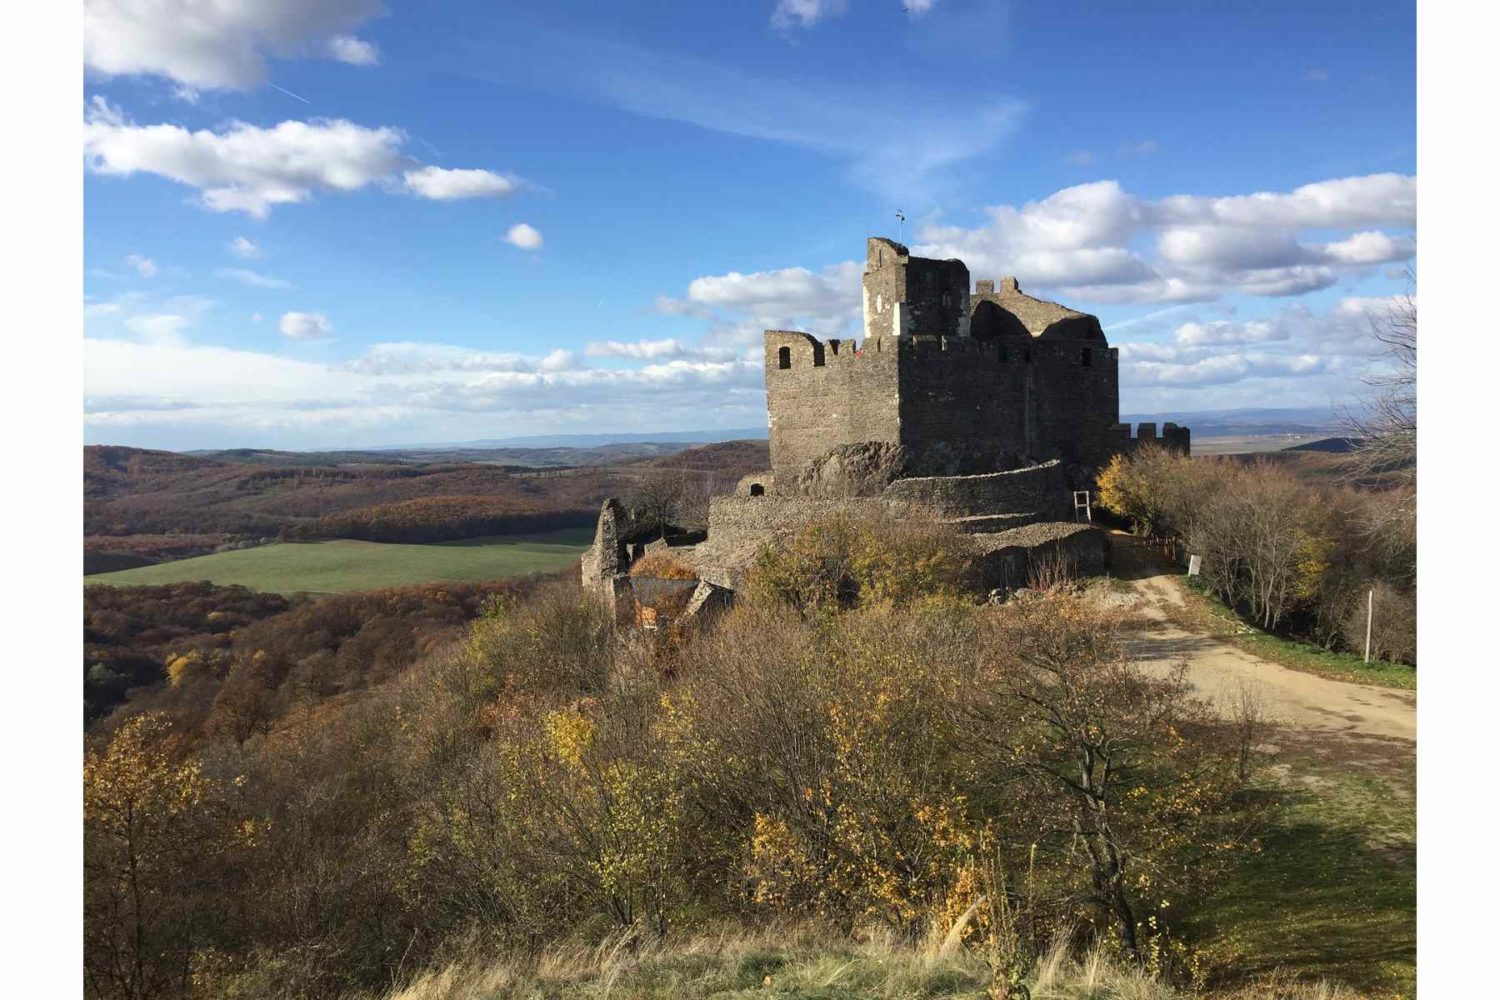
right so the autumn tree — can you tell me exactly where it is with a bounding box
[84,714,239,1000]
[962,595,1244,965]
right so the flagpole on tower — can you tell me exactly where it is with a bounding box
[896,210,906,242]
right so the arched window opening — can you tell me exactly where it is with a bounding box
[1081,348,1093,368]
[749,483,765,497]
[777,346,791,369]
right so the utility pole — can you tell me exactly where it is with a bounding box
[1364,587,1374,664]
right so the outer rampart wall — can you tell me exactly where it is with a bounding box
[880,460,1069,520]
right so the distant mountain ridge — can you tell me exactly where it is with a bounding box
[1120,406,1340,439]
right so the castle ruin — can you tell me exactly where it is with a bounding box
[584,237,1188,620]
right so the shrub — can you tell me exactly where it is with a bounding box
[629,550,699,580]
[744,514,974,614]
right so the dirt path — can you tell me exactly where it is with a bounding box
[1110,534,1415,744]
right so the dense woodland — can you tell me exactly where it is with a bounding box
[84,578,555,726]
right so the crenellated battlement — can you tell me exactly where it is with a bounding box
[1109,421,1191,455]
[765,330,1120,372]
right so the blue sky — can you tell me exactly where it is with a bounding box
[82,0,1415,449]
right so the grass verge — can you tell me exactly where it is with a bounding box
[1170,578,1415,690]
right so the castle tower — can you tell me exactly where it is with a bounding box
[861,237,971,341]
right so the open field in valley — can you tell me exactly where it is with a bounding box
[83,528,593,595]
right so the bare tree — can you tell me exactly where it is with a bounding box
[1342,273,1416,493]
[624,470,692,539]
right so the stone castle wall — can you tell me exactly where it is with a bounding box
[764,331,901,478]
[881,460,1070,520]
[764,333,1122,481]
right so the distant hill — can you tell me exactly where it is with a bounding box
[1121,406,1340,438]
[85,440,771,567]
[1284,436,1362,453]
[410,427,769,449]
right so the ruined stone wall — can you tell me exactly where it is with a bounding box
[706,493,890,536]
[881,460,1069,520]
[971,523,1109,591]
[861,237,970,341]
[765,331,901,481]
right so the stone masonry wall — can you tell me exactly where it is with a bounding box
[765,331,901,480]
[862,237,971,341]
[881,460,1069,520]
[764,334,1123,481]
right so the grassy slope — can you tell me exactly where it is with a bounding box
[1184,745,1415,998]
[83,529,593,595]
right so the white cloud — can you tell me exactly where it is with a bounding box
[1113,294,1405,406]
[404,166,520,200]
[279,311,332,340]
[124,313,189,345]
[215,268,293,290]
[505,223,544,249]
[903,0,939,14]
[124,253,158,277]
[327,34,379,66]
[656,261,864,347]
[83,0,383,90]
[1172,320,1287,347]
[916,174,1416,304]
[229,236,262,258]
[585,338,740,362]
[84,336,767,449]
[772,0,849,30]
[84,99,521,216]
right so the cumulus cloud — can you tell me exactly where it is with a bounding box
[279,311,332,340]
[505,223,544,249]
[404,166,521,200]
[327,34,379,66]
[83,0,383,90]
[656,261,864,347]
[228,236,262,258]
[124,253,158,277]
[916,173,1416,303]
[83,99,521,216]
[215,268,293,290]
[1113,295,1405,404]
[772,0,849,30]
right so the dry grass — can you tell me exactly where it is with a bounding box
[378,924,1369,1000]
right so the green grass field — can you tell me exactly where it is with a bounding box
[83,529,594,595]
